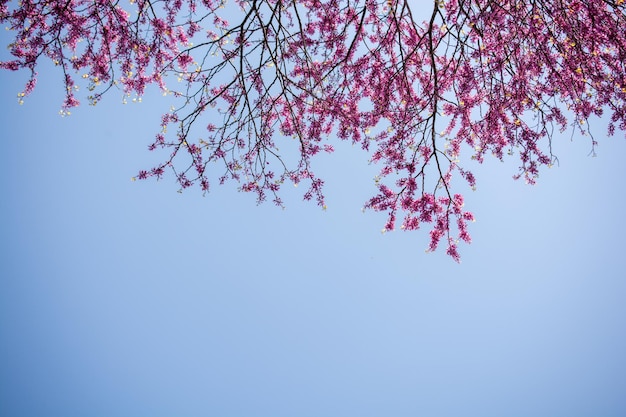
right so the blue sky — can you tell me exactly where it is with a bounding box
[2,26,626,417]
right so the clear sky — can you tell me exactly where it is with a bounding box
[1,23,626,417]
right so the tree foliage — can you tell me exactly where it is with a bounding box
[2,0,626,260]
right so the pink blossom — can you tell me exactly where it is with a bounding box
[3,0,626,260]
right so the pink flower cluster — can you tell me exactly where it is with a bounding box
[2,0,626,260]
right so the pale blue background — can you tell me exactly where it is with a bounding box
[1,29,626,417]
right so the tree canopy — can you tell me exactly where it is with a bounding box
[2,0,625,260]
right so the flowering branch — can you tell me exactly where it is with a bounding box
[2,0,625,260]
